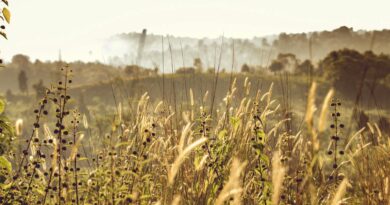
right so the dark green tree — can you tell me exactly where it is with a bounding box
[296,59,314,75]
[319,49,390,92]
[357,111,369,129]
[193,58,203,73]
[269,61,284,73]
[241,63,250,73]
[269,53,298,73]
[18,70,28,94]
[378,117,390,135]
[12,54,30,69]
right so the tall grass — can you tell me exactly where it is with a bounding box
[0,65,389,205]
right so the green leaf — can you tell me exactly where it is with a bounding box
[1,182,12,189]
[0,99,4,114]
[115,141,131,148]
[230,116,241,130]
[2,7,10,23]
[257,130,265,139]
[0,115,14,136]
[139,194,152,200]
[217,129,227,140]
[141,174,152,180]
[260,154,270,165]
[36,188,46,196]
[0,156,12,172]
[78,157,89,161]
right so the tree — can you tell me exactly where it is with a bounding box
[378,117,390,135]
[5,90,13,101]
[241,63,250,73]
[261,38,270,47]
[269,61,284,73]
[278,53,298,71]
[319,49,390,92]
[206,67,215,74]
[176,67,195,75]
[269,53,299,74]
[357,111,369,129]
[124,65,141,75]
[12,54,30,69]
[193,58,203,73]
[296,59,314,75]
[18,70,28,94]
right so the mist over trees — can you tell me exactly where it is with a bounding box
[273,26,390,61]
[2,47,390,98]
[104,32,268,70]
[104,26,390,71]
[2,27,390,110]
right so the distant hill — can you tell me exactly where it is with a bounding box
[103,26,390,70]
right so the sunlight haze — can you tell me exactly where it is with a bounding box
[1,0,389,62]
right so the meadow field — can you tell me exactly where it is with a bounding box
[0,61,389,205]
[1,1,390,205]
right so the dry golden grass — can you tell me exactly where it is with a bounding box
[1,69,389,205]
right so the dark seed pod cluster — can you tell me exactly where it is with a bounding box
[328,98,344,184]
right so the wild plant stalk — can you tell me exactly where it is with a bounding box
[308,36,313,86]
[167,36,178,130]
[4,90,49,204]
[272,151,286,205]
[224,40,235,127]
[15,93,49,178]
[328,98,345,185]
[55,66,72,205]
[162,36,165,103]
[71,111,81,205]
[210,36,224,116]
[179,39,189,107]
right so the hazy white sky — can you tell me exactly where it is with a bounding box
[1,0,389,62]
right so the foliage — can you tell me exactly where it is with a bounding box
[175,67,195,75]
[269,53,298,74]
[319,49,390,92]
[240,63,250,73]
[18,70,28,94]
[0,0,10,39]
[0,0,12,190]
[0,99,13,155]
[296,59,314,75]
[0,98,13,190]
[273,26,390,61]
[0,64,388,205]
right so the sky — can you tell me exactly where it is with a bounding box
[1,0,390,62]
